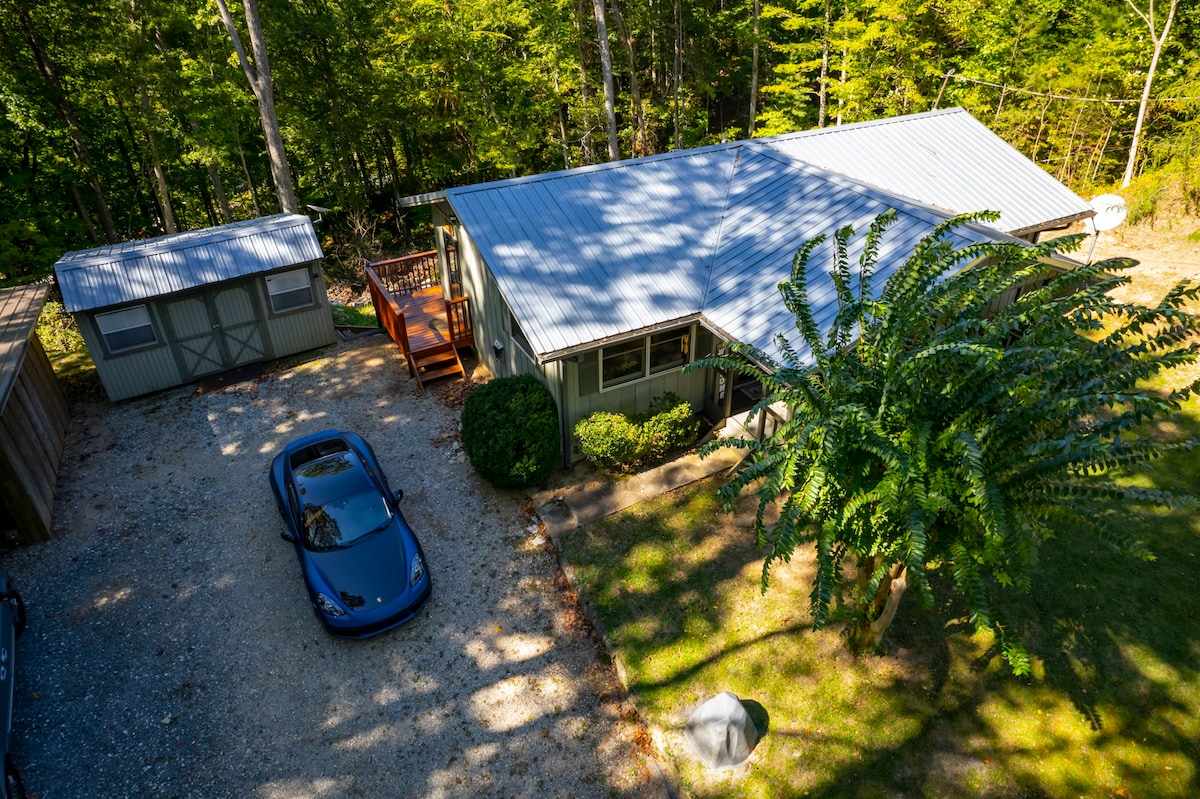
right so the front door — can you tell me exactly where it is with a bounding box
[165,285,269,380]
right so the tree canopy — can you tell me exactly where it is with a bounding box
[693,212,1200,674]
[0,0,1197,284]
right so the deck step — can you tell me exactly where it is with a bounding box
[411,345,465,389]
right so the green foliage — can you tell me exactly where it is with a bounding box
[574,392,700,472]
[460,375,561,488]
[694,210,1200,674]
[36,300,85,358]
[329,303,377,328]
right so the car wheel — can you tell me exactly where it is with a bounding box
[5,590,24,640]
[3,755,28,799]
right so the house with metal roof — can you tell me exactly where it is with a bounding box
[54,213,337,401]
[0,283,70,545]
[759,107,1094,240]
[382,108,1089,465]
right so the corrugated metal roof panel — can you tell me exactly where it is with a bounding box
[447,149,736,356]
[762,108,1093,236]
[448,141,1015,361]
[705,149,1003,360]
[54,214,323,313]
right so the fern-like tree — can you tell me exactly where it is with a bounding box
[694,210,1200,674]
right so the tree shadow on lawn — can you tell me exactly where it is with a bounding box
[815,408,1200,799]
[568,453,1200,798]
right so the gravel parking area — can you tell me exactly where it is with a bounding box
[3,337,659,798]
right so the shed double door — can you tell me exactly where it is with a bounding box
[165,285,270,379]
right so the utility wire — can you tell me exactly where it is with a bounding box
[947,73,1200,104]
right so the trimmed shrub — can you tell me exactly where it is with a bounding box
[461,375,561,488]
[574,392,700,472]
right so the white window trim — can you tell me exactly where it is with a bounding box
[96,304,157,353]
[598,325,693,392]
[265,267,315,314]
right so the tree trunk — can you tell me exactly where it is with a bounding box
[673,0,682,149]
[69,183,100,245]
[591,0,620,160]
[1121,0,1179,188]
[234,123,263,217]
[749,0,760,135]
[216,0,299,214]
[850,559,908,652]
[15,2,119,242]
[140,85,177,234]
[817,0,830,127]
[608,0,645,155]
[572,0,596,164]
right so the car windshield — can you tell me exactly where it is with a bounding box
[302,489,391,551]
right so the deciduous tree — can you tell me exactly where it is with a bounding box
[695,211,1200,673]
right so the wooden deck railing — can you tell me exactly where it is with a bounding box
[364,257,474,390]
[367,251,441,297]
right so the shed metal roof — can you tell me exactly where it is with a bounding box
[54,214,323,313]
[762,108,1094,237]
[0,282,49,408]
[446,141,1019,363]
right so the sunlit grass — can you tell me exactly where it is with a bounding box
[561,402,1200,796]
[330,302,377,327]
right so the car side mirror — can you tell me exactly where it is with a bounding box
[393,489,404,504]
[281,530,296,542]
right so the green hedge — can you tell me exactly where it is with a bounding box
[574,393,700,472]
[461,375,561,488]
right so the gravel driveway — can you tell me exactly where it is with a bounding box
[4,337,658,798]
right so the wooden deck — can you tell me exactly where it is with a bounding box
[365,253,474,390]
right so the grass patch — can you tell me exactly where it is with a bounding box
[330,302,377,327]
[561,412,1200,797]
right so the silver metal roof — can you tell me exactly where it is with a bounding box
[54,214,323,313]
[763,108,1094,237]
[446,140,1015,363]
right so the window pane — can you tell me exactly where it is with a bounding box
[96,305,151,334]
[96,305,156,352]
[649,328,688,373]
[266,269,314,312]
[602,339,645,387]
[270,285,314,313]
[105,325,157,351]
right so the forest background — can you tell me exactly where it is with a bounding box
[1,0,1197,286]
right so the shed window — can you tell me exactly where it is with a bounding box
[266,268,314,313]
[600,325,691,390]
[96,305,156,352]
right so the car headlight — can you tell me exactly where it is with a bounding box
[410,553,425,586]
[314,592,346,617]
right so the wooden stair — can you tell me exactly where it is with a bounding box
[410,342,465,390]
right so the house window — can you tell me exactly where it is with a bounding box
[601,326,691,390]
[265,268,314,313]
[96,305,157,353]
[649,328,689,374]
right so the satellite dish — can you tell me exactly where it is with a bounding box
[1086,194,1127,233]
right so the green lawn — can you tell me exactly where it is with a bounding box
[560,397,1200,798]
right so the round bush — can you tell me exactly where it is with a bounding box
[574,392,700,473]
[461,375,561,488]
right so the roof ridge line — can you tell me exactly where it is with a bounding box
[699,145,746,312]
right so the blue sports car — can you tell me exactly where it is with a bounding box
[269,430,431,638]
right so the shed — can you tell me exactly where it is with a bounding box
[53,214,337,401]
[0,283,70,545]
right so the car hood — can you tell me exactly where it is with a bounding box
[307,526,412,609]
